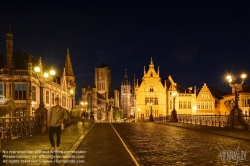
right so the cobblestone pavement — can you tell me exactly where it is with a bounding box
[113,122,250,166]
[66,123,137,166]
[1,122,93,166]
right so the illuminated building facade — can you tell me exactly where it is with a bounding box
[0,26,76,117]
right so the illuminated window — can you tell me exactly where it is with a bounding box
[188,101,191,109]
[52,93,55,105]
[46,91,49,104]
[154,97,158,105]
[14,84,26,100]
[32,86,36,101]
[183,101,187,109]
[179,100,182,109]
[145,97,149,105]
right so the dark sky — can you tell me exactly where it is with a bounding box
[1,1,250,101]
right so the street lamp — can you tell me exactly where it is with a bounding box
[34,57,56,133]
[69,88,74,109]
[80,101,88,116]
[226,74,248,129]
[171,92,178,122]
[147,102,154,122]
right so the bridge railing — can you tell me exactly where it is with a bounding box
[0,116,36,141]
[153,114,250,130]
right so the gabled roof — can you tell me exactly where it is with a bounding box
[12,49,38,69]
[208,87,223,99]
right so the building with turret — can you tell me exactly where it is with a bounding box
[135,58,167,120]
[81,63,120,122]
[120,69,131,118]
[0,25,76,117]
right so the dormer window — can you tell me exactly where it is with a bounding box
[150,88,154,92]
[151,72,153,77]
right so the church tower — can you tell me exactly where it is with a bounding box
[5,25,15,70]
[95,63,111,99]
[64,47,76,107]
[121,69,131,118]
[64,47,75,84]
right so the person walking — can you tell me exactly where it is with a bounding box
[47,97,68,152]
[81,112,85,123]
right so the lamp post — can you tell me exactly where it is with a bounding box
[171,92,178,122]
[69,89,74,109]
[147,102,154,122]
[226,74,248,129]
[34,57,55,133]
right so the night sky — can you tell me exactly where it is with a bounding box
[1,1,250,101]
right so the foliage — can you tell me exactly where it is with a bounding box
[113,107,122,121]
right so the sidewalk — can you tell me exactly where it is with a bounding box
[1,122,93,166]
[157,121,250,142]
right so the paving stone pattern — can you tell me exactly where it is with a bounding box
[66,123,137,166]
[113,122,250,166]
[1,122,92,166]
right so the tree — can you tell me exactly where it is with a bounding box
[113,107,122,121]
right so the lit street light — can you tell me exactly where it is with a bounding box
[226,73,248,129]
[34,57,56,133]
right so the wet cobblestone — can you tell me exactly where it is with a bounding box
[113,122,250,166]
[66,123,137,166]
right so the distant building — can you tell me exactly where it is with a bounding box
[196,83,215,114]
[81,63,119,122]
[120,69,131,118]
[220,85,250,116]
[0,25,76,117]
[135,58,166,120]
[166,75,197,115]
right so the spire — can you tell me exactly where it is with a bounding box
[124,69,128,85]
[64,47,74,76]
[5,24,14,70]
[157,66,159,75]
[149,57,154,68]
[93,79,96,88]
[38,57,42,66]
[82,80,86,88]
[8,24,12,34]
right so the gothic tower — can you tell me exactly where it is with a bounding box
[95,63,111,99]
[64,47,76,107]
[121,69,131,118]
[64,47,75,84]
[5,25,15,70]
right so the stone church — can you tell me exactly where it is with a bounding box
[81,63,120,122]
